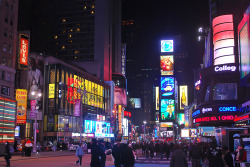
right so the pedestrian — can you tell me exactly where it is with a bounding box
[207,139,223,167]
[14,139,17,152]
[159,142,164,159]
[170,144,188,167]
[90,138,102,167]
[99,139,107,167]
[164,142,171,160]
[53,139,57,152]
[189,142,203,167]
[121,140,135,167]
[235,145,247,167]
[4,141,11,167]
[222,146,233,167]
[149,141,154,159]
[25,139,33,157]
[112,138,122,167]
[75,143,84,166]
[21,138,26,156]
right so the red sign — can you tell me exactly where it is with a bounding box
[234,115,249,122]
[124,111,131,117]
[194,115,236,123]
[18,34,29,69]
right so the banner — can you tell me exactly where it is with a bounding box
[74,99,81,117]
[30,100,36,118]
[16,89,27,124]
[49,84,55,98]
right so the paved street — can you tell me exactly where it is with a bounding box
[0,153,171,167]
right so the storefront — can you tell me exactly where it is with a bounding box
[43,62,111,142]
[0,97,16,155]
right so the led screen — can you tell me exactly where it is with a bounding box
[160,56,174,75]
[181,129,189,137]
[155,87,159,110]
[179,86,188,110]
[189,129,197,137]
[239,22,250,78]
[161,99,175,121]
[178,113,185,125]
[85,120,96,133]
[129,98,141,108]
[161,77,174,97]
[15,126,20,137]
[161,40,174,52]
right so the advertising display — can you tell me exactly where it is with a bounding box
[213,15,235,65]
[74,99,81,117]
[189,129,197,137]
[84,120,113,137]
[161,77,174,97]
[160,99,175,121]
[156,87,159,110]
[49,84,55,98]
[198,127,215,136]
[30,100,36,118]
[193,115,236,123]
[181,129,197,137]
[16,89,27,124]
[238,14,250,78]
[123,118,128,136]
[114,87,127,106]
[160,122,173,128]
[179,86,188,110]
[118,105,122,134]
[178,113,185,125]
[124,111,131,117]
[160,56,174,75]
[18,34,29,69]
[15,126,20,137]
[85,120,96,134]
[161,40,174,52]
[129,98,141,108]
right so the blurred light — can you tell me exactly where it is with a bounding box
[38,93,42,97]
[198,36,201,41]
[143,121,147,124]
[31,91,35,96]
[198,27,203,33]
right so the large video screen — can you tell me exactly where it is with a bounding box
[161,77,174,97]
[178,113,185,125]
[160,55,174,75]
[239,22,250,78]
[129,98,141,108]
[160,99,175,121]
[161,40,174,52]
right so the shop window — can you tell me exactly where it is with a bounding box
[58,115,65,132]
[213,83,237,100]
[205,86,210,102]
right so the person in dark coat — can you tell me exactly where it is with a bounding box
[149,142,154,159]
[112,138,122,167]
[99,139,106,167]
[121,140,135,167]
[90,138,102,167]
[207,140,223,167]
[5,141,11,167]
[222,146,234,167]
[170,144,188,167]
[14,139,17,152]
[189,143,203,167]
[159,142,164,159]
[164,142,171,160]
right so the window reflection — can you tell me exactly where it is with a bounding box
[213,83,237,100]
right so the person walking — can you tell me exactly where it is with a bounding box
[170,144,188,167]
[75,143,84,166]
[207,139,223,167]
[112,138,122,167]
[159,142,164,159]
[53,139,57,152]
[222,146,233,167]
[189,142,203,167]
[121,140,135,167]
[90,138,102,167]
[21,138,26,156]
[99,139,107,167]
[13,139,17,152]
[149,141,154,159]
[164,142,171,160]
[4,141,11,167]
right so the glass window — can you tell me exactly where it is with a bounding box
[50,69,55,83]
[58,115,64,132]
[213,83,237,100]
[205,86,210,102]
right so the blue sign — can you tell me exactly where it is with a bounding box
[161,40,174,52]
[161,77,174,96]
[192,110,200,117]
[219,106,237,112]
[161,99,175,120]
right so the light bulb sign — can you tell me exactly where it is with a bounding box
[194,115,236,123]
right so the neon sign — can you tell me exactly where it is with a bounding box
[18,34,29,69]
[234,115,249,122]
[195,80,201,87]
[194,115,235,123]
[161,40,174,52]
[192,110,200,117]
[219,106,237,112]
[202,108,212,114]
[214,65,236,72]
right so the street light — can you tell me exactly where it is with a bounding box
[31,90,42,153]
[143,121,146,141]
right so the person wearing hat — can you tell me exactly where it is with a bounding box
[112,138,122,167]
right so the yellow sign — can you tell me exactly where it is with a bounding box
[16,89,27,124]
[49,84,55,98]
[180,86,188,110]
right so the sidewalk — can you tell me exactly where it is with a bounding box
[0,150,75,162]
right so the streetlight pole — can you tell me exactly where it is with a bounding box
[143,121,146,141]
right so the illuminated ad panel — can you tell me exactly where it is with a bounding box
[160,99,175,121]
[178,113,185,125]
[160,55,174,75]
[129,98,141,108]
[179,86,188,110]
[155,87,159,110]
[238,14,250,78]
[212,14,235,65]
[18,34,29,69]
[16,89,27,124]
[161,40,174,52]
[161,77,174,97]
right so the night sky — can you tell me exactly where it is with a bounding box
[122,0,210,69]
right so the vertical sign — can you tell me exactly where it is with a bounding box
[18,34,29,69]
[16,89,27,124]
[179,86,188,110]
[30,100,36,118]
[74,99,81,116]
[121,44,126,77]
[156,87,159,110]
[118,105,122,134]
[49,84,55,98]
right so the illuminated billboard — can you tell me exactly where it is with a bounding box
[160,55,174,75]
[16,89,27,124]
[179,86,188,110]
[18,34,29,69]
[160,99,175,121]
[161,40,173,52]
[181,129,197,137]
[129,98,141,108]
[213,15,235,65]
[85,120,96,134]
[155,87,159,110]
[178,113,185,125]
[238,14,250,78]
[161,77,174,97]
